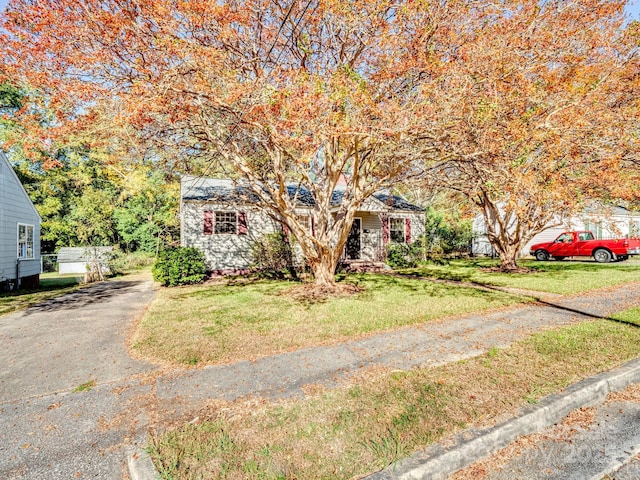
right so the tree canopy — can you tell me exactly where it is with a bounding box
[413,0,639,269]
[1,0,639,276]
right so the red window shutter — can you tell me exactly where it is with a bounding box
[203,210,213,235]
[238,211,248,235]
[311,215,315,237]
[381,214,389,246]
[405,217,411,243]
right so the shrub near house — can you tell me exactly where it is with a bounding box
[152,247,206,287]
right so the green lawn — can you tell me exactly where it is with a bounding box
[402,257,640,294]
[0,272,83,316]
[147,308,640,480]
[134,259,640,367]
[132,274,528,366]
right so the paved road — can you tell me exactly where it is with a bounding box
[463,384,640,480]
[0,277,157,479]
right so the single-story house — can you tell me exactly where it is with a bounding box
[180,176,425,273]
[0,150,41,290]
[57,246,114,275]
[472,205,640,257]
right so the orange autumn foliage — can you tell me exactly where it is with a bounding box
[1,0,443,284]
[1,0,638,276]
[409,1,639,269]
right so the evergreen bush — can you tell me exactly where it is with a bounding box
[152,247,206,287]
[385,243,419,269]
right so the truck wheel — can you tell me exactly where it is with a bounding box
[535,250,549,261]
[593,249,612,263]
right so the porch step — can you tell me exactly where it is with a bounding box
[343,261,389,273]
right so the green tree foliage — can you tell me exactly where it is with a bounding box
[1,82,179,254]
[422,207,472,257]
[114,171,179,255]
[11,151,179,252]
[385,205,472,269]
[0,82,23,112]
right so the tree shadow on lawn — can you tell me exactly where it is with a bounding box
[380,268,640,329]
[345,273,502,297]
[171,276,302,303]
[395,259,640,290]
[474,281,640,330]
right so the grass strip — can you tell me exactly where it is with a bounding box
[147,308,640,480]
[403,258,640,294]
[132,274,527,366]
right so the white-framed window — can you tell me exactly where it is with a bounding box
[17,224,34,259]
[296,214,312,234]
[204,210,247,236]
[390,217,406,243]
[214,211,237,234]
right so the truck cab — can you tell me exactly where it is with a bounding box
[530,231,640,263]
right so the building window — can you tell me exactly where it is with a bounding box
[215,211,237,234]
[390,217,406,243]
[18,224,34,259]
[296,214,312,234]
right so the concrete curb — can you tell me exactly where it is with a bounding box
[586,443,640,480]
[126,446,159,480]
[125,357,640,480]
[366,356,640,480]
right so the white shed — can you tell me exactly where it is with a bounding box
[57,247,114,275]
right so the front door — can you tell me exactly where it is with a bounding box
[346,218,362,260]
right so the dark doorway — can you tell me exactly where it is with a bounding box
[346,218,362,260]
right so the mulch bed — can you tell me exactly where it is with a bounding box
[281,282,364,301]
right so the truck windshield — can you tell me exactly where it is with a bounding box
[555,233,573,243]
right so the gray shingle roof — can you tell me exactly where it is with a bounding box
[181,176,424,212]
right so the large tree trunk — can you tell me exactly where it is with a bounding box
[493,242,521,272]
[479,194,550,272]
[302,232,348,288]
[309,255,339,287]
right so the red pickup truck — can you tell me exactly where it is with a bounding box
[530,231,640,263]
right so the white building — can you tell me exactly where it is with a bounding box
[180,176,426,273]
[472,206,640,258]
[0,150,41,290]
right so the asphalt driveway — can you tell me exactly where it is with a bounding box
[0,276,157,479]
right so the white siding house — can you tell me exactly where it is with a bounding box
[0,150,41,290]
[180,176,425,273]
[473,206,640,258]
